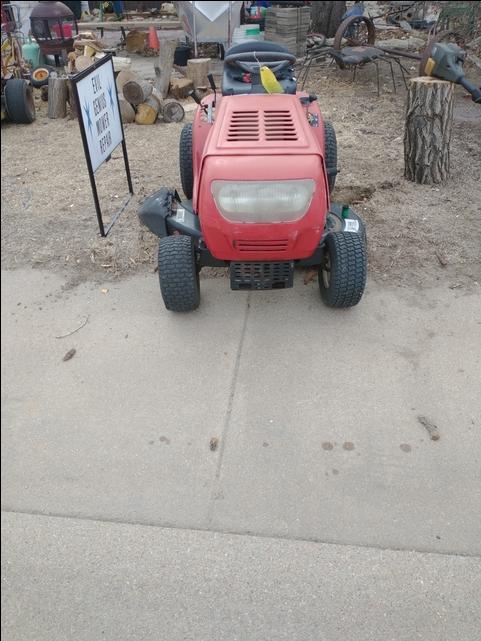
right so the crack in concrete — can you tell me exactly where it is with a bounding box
[2,507,479,560]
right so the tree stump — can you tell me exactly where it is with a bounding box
[310,1,346,38]
[404,77,454,185]
[47,77,68,119]
[170,77,194,99]
[186,58,211,89]
[135,96,160,125]
[155,39,177,99]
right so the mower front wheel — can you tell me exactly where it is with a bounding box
[158,235,200,312]
[179,123,193,200]
[324,120,337,194]
[319,232,366,308]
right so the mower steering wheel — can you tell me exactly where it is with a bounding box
[224,50,296,75]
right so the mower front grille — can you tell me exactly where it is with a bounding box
[264,110,297,141]
[230,261,294,290]
[227,110,260,141]
[235,239,289,253]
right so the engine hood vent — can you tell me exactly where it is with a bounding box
[264,110,297,141]
[226,107,298,143]
[227,110,260,142]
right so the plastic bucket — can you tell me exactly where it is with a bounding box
[174,44,190,66]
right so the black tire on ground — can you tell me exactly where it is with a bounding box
[324,120,337,194]
[158,235,200,312]
[4,79,36,124]
[31,65,55,88]
[179,123,194,199]
[319,231,367,308]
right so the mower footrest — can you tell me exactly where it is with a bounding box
[230,261,294,291]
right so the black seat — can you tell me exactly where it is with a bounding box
[222,40,297,96]
[329,46,383,69]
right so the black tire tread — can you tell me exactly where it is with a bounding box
[4,79,35,124]
[179,123,193,199]
[158,236,200,312]
[324,120,337,194]
[319,232,366,308]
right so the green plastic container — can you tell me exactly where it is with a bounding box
[246,26,260,36]
[22,36,40,69]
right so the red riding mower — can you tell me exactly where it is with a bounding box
[139,41,367,312]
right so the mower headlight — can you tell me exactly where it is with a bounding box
[211,179,315,223]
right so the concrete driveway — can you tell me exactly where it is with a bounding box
[2,267,481,641]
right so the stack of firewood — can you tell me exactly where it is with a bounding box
[67,31,131,74]
[116,70,185,125]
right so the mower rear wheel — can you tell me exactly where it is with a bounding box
[4,79,36,124]
[319,231,366,308]
[158,235,200,312]
[179,123,193,199]
[324,120,337,194]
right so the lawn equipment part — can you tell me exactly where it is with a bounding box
[419,41,481,103]
[139,41,367,312]
[319,231,367,308]
[3,78,35,123]
[1,5,36,124]
[179,122,194,199]
[158,235,200,312]
[30,64,56,88]
[323,120,337,194]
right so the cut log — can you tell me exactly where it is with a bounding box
[118,94,136,123]
[170,76,194,99]
[186,58,210,89]
[404,77,454,185]
[67,79,78,118]
[116,69,137,93]
[135,96,160,125]
[75,55,94,72]
[47,77,68,119]
[162,98,185,123]
[123,79,153,105]
[154,39,177,99]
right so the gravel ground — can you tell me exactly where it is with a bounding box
[1,60,480,291]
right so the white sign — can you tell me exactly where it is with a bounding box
[76,58,123,172]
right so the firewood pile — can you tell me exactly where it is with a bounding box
[116,69,185,125]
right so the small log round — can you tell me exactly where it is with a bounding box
[123,79,153,106]
[135,96,160,125]
[118,94,136,123]
[115,69,137,93]
[162,98,185,123]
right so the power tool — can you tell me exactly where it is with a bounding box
[421,41,481,104]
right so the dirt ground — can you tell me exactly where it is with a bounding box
[1,58,480,291]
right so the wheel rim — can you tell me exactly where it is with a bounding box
[333,16,376,50]
[34,69,48,81]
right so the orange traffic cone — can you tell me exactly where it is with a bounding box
[148,26,160,51]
